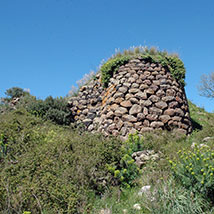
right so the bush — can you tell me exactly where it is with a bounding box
[27,96,73,125]
[169,144,214,201]
[101,55,130,88]
[5,87,30,100]
[0,109,123,213]
[107,132,143,189]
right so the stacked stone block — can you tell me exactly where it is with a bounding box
[68,58,192,139]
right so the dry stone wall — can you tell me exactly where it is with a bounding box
[68,58,192,139]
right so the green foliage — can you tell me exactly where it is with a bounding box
[101,55,130,88]
[5,87,29,100]
[27,96,73,125]
[107,133,143,188]
[100,47,186,88]
[150,178,209,214]
[0,109,123,213]
[0,134,8,160]
[169,144,214,201]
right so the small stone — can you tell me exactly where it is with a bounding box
[122,114,137,122]
[143,107,149,115]
[135,91,147,99]
[115,107,128,116]
[149,95,160,103]
[107,124,116,133]
[145,88,155,95]
[82,109,89,115]
[149,107,162,115]
[114,92,124,99]
[141,100,152,107]
[83,119,92,126]
[130,97,139,104]
[123,82,131,88]
[134,122,142,130]
[139,84,149,90]
[88,124,94,131]
[166,89,176,96]
[162,96,175,102]
[133,203,141,210]
[106,111,114,119]
[112,130,119,136]
[118,87,128,94]
[121,100,132,108]
[138,185,151,196]
[123,209,128,214]
[125,93,134,99]
[128,77,136,83]
[174,128,187,135]
[172,116,182,121]
[146,114,158,121]
[132,83,139,88]
[164,109,175,116]
[156,89,165,97]
[150,121,164,128]
[137,113,145,121]
[159,115,171,123]
[155,101,168,109]
[110,104,119,111]
[121,126,128,136]
[203,137,213,142]
[114,97,124,104]
[141,127,153,132]
[129,88,139,94]
[130,104,142,115]
[169,101,179,108]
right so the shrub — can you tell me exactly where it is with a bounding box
[0,134,8,160]
[107,132,143,189]
[0,109,123,213]
[169,144,214,201]
[101,55,130,88]
[27,96,73,125]
[5,87,30,100]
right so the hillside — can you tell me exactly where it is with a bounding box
[1,48,214,213]
[0,90,214,214]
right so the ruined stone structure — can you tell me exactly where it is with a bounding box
[69,57,192,139]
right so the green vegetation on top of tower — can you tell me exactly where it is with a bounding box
[100,46,186,88]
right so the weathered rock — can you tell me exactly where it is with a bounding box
[149,95,160,103]
[149,107,162,115]
[164,109,175,116]
[159,115,171,123]
[122,114,137,122]
[151,121,164,128]
[155,101,167,109]
[118,86,128,94]
[137,113,145,121]
[135,91,147,99]
[129,88,139,94]
[115,107,128,116]
[120,100,132,108]
[130,104,142,115]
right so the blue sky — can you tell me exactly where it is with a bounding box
[0,0,214,112]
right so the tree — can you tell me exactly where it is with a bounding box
[5,87,29,99]
[198,72,214,98]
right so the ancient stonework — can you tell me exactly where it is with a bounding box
[68,58,192,139]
